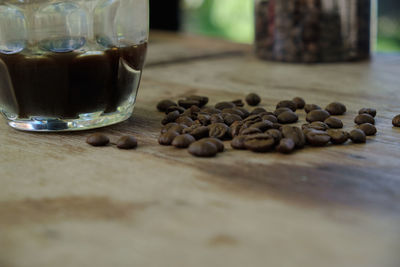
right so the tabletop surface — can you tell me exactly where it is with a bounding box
[1,32,400,267]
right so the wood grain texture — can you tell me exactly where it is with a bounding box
[0,32,400,267]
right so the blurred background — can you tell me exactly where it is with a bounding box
[150,0,400,52]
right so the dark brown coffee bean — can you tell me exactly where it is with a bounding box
[325,102,347,115]
[350,129,367,143]
[230,121,244,137]
[251,120,273,131]
[166,105,185,114]
[306,110,330,123]
[222,108,244,118]
[354,114,375,125]
[250,107,267,115]
[222,113,243,126]
[393,115,400,127]
[86,133,110,147]
[304,121,329,131]
[262,114,278,123]
[278,111,299,124]
[274,107,292,117]
[182,107,199,120]
[266,129,282,143]
[197,114,211,126]
[231,136,247,150]
[245,93,261,106]
[117,136,138,149]
[201,107,222,114]
[201,138,225,152]
[157,99,177,112]
[188,141,218,157]
[240,127,262,135]
[293,97,306,109]
[244,134,275,152]
[183,125,209,140]
[277,138,295,154]
[161,123,187,134]
[282,126,305,148]
[276,100,297,111]
[209,123,231,140]
[158,131,179,146]
[231,99,245,107]
[178,99,200,109]
[162,110,180,125]
[186,95,209,107]
[243,114,262,124]
[304,104,321,113]
[236,107,250,118]
[215,101,236,110]
[272,123,282,130]
[359,108,377,118]
[172,134,196,148]
[327,129,349,145]
[357,123,377,136]
[210,113,224,124]
[306,130,331,146]
[175,116,194,126]
[324,117,343,129]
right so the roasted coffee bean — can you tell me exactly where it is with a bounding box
[86,133,110,147]
[188,141,218,157]
[209,123,231,140]
[327,129,349,145]
[215,101,236,110]
[222,108,244,118]
[359,108,377,118]
[175,116,194,126]
[245,93,261,106]
[274,107,292,117]
[161,110,180,125]
[186,95,209,107]
[349,129,366,143]
[201,107,221,114]
[157,99,177,112]
[172,134,196,148]
[306,110,330,122]
[251,120,273,131]
[244,134,276,152]
[166,105,185,114]
[243,114,263,124]
[250,107,267,115]
[210,113,224,124]
[276,100,297,111]
[293,97,306,109]
[240,127,262,136]
[231,136,247,150]
[303,121,329,131]
[201,138,225,152]
[272,123,282,130]
[354,114,375,125]
[197,114,211,126]
[231,99,245,107]
[117,136,138,149]
[282,126,305,148]
[161,123,187,134]
[158,131,179,146]
[182,107,199,120]
[262,114,278,123]
[304,104,321,113]
[302,127,318,136]
[277,138,295,154]
[222,113,242,126]
[183,125,209,140]
[230,121,245,137]
[178,99,200,109]
[266,129,282,143]
[392,115,400,127]
[324,117,343,129]
[236,107,250,118]
[357,123,377,136]
[278,111,299,124]
[306,130,331,146]
[326,102,347,115]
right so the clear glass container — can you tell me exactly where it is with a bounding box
[0,0,148,131]
[255,0,375,63]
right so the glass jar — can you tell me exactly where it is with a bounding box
[0,0,148,131]
[255,0,374,63]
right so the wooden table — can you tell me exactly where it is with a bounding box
[1,32,400,267]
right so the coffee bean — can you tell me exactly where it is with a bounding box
[222,113,242,126]
[240,127,262,136]
[306,130,331,146]
[327,129,349,145]
[201,138,225,152]
[262,114,278,123]
[304,104,321,113]
[244,134,276,152]
[281,126,305,148]
[266,129,282,143]
[325,102,347,115]
[210,113,224,124]
[162,110,180,125]
[172,134,196,148]
[243,114,263,124]
[158,131,179,146]
[201,107,222,114]
[349,129,366,143]
[183,125,209,140]
[222,108,245,118]
[277,138,295,154]
[359,108,376,118]
[186,95,209,107]
[251,120,273,131]
[161,123,187,134]
[293,97,306,109]
[188,141,218,157]
[306,110,330,122]
[272,123,282,130]
[231,136,247,150]
[236,107,250,118]
[324,117,343,129]
[246,93,261,106]
[250,107,267,115]
[354,114,375,125]
[116,136,138,149]
[303,121,329,131]
[182,107,199,120]
[231,99,245,107]
[209,123,231,140]
[175,116,194,126]
[230,120,245,137]
[166,105,185,114]
[178,99,200,109]
[157,99,177,112]
[276,100,297,111]
[86,133,110,147]
[278,111,299,124]
[197,114,211,126]
[392,115,400,127]
[215,101,236,110]
[357,123,377,136]
[274,107,292,117]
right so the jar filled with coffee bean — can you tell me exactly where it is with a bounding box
[255,0,375,63]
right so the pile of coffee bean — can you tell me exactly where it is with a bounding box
[86,133,138,149]
[156,93,379,157]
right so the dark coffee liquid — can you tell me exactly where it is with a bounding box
[0,43,147,119]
